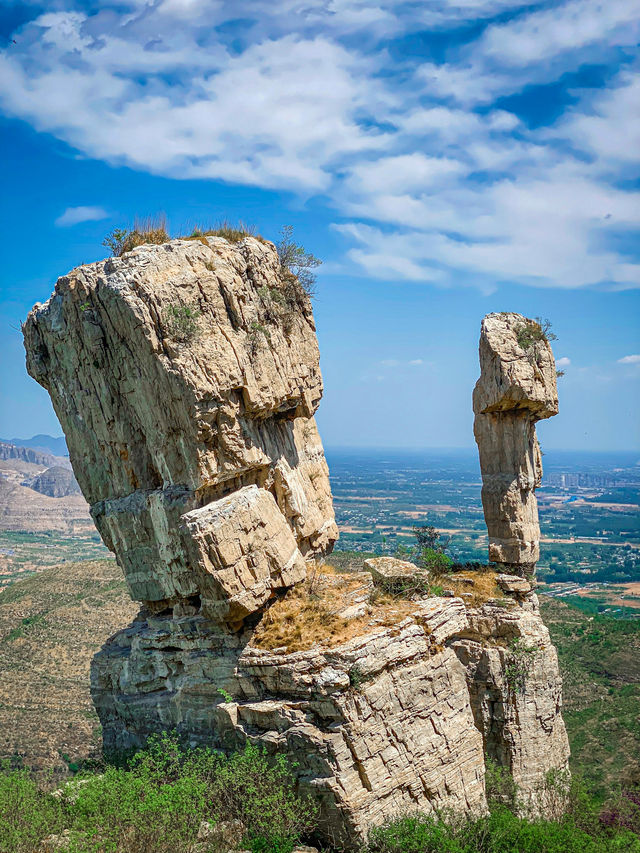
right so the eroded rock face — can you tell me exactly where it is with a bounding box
[92,597,486,846]
[23,236,338,616]
[452,594,570,803]
[473,313,558,576]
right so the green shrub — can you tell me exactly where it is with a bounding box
[485,758,519,809]
[276,225,321,299]
[0,734,315,853]
[162,303,201,344]
[204,743,316,852]
[504,636,539,695]
[0,763,64,853]
[248,321,271,355]
[367,806,640,853]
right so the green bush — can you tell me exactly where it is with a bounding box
[0,735,315,853]
[504,637,539,695]
[367,806,640,853]
[162,303,201,344]
[276,225,321,299]
[0,763,64,853]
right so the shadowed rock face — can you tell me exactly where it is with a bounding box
[473,313,558,577]
[24,236,338,619]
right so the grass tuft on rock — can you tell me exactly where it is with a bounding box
[103,216,170,257]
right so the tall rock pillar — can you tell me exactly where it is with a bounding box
[473,313,558,577]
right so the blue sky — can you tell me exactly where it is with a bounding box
[0,0,638,451]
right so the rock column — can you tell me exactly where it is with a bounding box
[473,313,558,577]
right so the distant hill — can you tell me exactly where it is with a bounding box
[0,479,91,534]
[0,434,68,457]
[0,559,134,776]
[23,465,81,498]
[0,441,59,468]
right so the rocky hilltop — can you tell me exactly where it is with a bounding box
[0,441,61,468]
[23,240,569,847]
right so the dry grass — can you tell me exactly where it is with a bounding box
[181,219,265,245]
[250,565,415,653]
[103,215,170,257]
[445,569,505,607]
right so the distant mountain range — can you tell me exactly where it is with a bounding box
[0,434,68,456]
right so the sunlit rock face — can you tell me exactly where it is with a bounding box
[473,312,558,577]
[23,235,338,616]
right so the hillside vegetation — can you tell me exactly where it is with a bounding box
[0,560,136,776]
[540,597,640,796]
[2,735,639,852]
[0,558,638,794]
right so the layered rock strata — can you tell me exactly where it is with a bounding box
[473,313,558,577]
[23,235,338,618]
[93,596,486,846]
[24,248,569,846]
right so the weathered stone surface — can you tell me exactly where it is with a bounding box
[473,313,558,576]
[452,597,570,806]
[496,573,532,595]
[91,597,486,846]
[364,556,426,586]
[24,247,571,847]
[24,236,337,611]
[179,485,307,625]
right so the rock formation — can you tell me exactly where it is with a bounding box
[473,313,558,577]
[24,246,569,847]
[24,235,338,618]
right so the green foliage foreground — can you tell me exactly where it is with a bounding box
[1,735,639,853]
[0,734,316,853]
[368,805,640,853]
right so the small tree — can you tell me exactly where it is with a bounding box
[276,225,321,299]
[412,525,453,575]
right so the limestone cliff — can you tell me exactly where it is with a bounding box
[24,249,569,847]
[473,312,558,577]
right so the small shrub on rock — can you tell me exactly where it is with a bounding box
[276,225,321,300]
[162,303,201,344]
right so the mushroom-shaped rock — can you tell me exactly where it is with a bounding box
[473,313,558,576]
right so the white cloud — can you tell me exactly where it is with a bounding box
[55,206,109,227]
[556,357,571,368]
[376,358,428,371]
[1,0,639,290]
[618,354,640,364]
